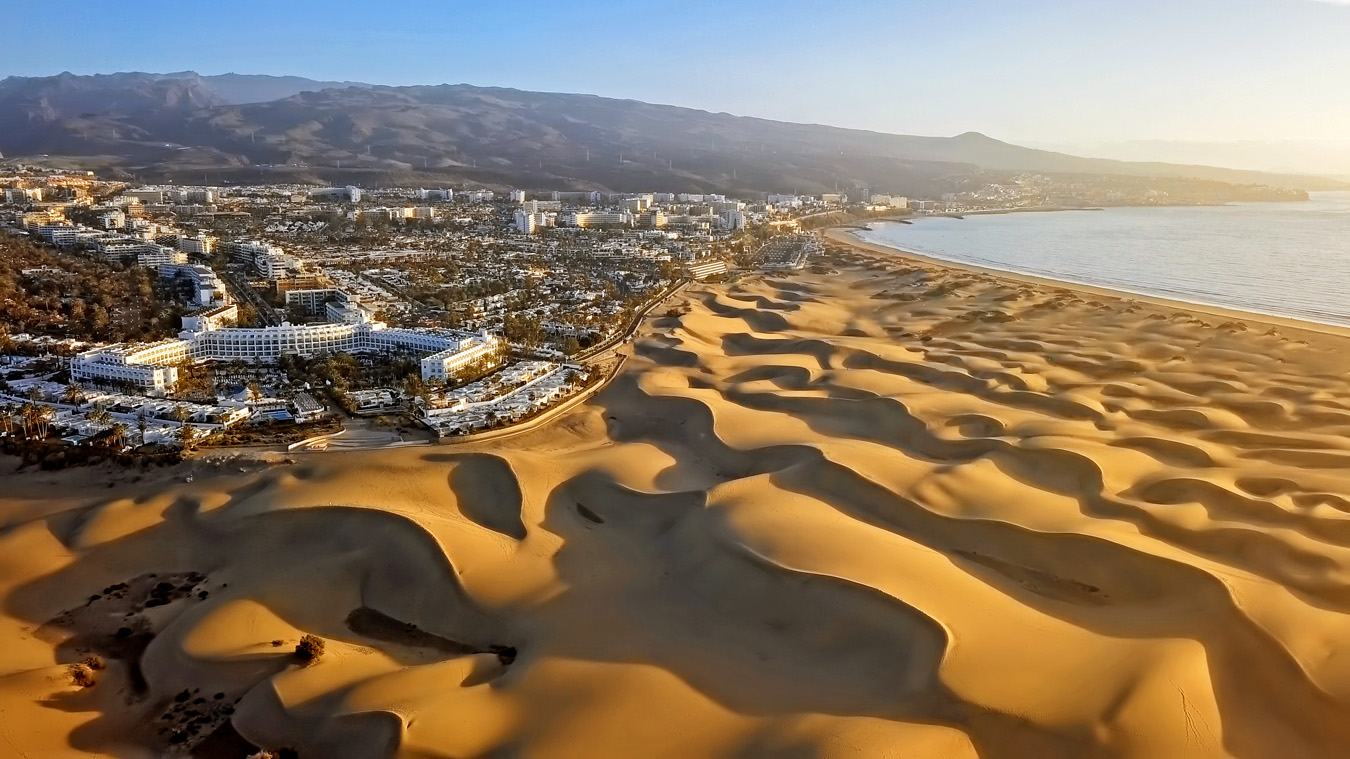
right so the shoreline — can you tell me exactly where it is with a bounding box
[824,226,1350,344]
[8,230,1350,756]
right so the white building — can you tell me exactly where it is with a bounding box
[97,210,126,229]
[181,303,239,333]
[178,235,217,255]
[553,191,601,205]
[220,240,299,279]
[3,188,43,204]
[97,238,181,265]
[566,211,633,228]
[326,299,374,324]
[122,189,165,204]
[688,260,730,280]
[73,316,504,395]
[160,263,230,306]
[36,224,81,246]
[870,194,909,209]
[310,186,362,202]
[420,331,501,383]
[285,288,344,316]
[135,246,188,268]
[171,188,217,204]
[70,339,191,394]
[514,210,555,234]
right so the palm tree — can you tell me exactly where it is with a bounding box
[136,414,149,446]
[107,423,127,450]
[63,383,85,410]
[22,403,51,439]
[19,403,37,438]
[175,422,198,452]
[171,405,192,424]
[0,403,14,436]
[89,406,113,426]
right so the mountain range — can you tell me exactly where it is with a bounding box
[1,71,1343,195]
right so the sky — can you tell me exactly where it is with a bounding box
[5,0,1350,173]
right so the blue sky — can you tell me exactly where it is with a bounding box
[5,0,1350,157]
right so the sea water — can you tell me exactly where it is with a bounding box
[858,191,1350,327]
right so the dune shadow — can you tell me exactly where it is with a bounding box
[445,452,527,540]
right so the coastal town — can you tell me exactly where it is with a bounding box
[0,163,848,464]
[6,8,1350,758]
[0,159,1312,466]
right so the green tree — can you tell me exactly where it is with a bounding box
[22,402,51,438]
[63,383,86,410]
[176,422,199,452]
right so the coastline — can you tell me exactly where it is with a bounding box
[8,238,1350,757]
[824,225,1350,344]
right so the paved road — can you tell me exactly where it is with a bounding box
[578,278,690,362]
[221,270,281,326]
[291,427,426,451]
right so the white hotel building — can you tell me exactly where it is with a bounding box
[565,211,634,228]
[70,339,192,394]
[71,319,501,394]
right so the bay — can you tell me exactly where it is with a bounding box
[857,192,1350,327]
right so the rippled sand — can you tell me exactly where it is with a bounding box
[5,244,1350,758]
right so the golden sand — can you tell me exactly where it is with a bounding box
[4,240,1350,758]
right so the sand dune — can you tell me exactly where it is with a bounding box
[5,237,1350,757]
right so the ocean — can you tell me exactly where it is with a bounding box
[857,191,1350,327]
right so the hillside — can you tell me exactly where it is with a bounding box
[0,72,1343,194]
[183,72,373,104]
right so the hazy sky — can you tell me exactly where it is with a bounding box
[5,0,1350,170]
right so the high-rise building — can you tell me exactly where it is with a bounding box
[720,210,746,231]
[514,211,555,234]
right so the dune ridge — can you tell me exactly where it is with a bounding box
[4,241,1350,757]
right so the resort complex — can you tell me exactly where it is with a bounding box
[71,319,501,394]
[0,164,879,448]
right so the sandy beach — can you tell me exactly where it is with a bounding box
[5,236,1350,758]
